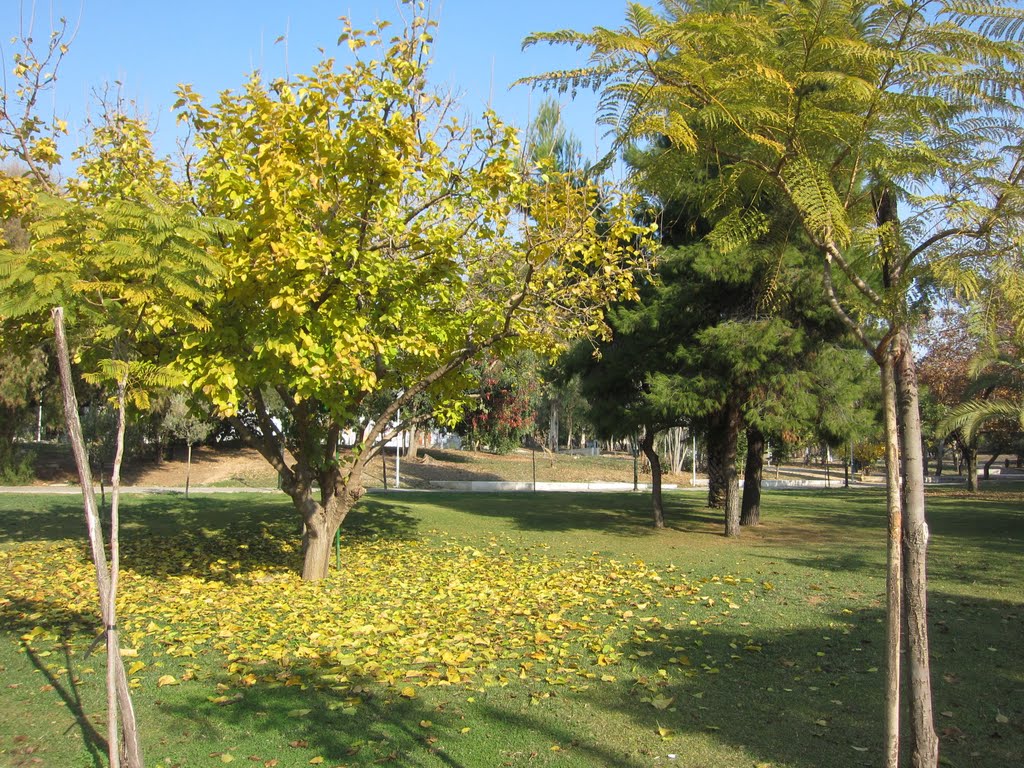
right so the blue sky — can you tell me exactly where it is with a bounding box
[2,0,633,174]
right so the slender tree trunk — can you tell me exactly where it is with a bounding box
[934,439,944,477]
[639,429,664,529]
[723,399,742,538]
[185,443,192,499]
[51,308,143,768]
[740,426,764,526]
[880,353,903,768]
[106,384,125,768]
[894,338,938,768]
[108,378,142,768]
[983,452,999,480]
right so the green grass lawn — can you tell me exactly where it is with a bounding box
[0,487,1020,768]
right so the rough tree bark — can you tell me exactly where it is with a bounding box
[740,426,764,526]
[285,466,366,582]
[639,428,665,529]
[723,398,742,538]
[705,409,726,509]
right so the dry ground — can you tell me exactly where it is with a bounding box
[28,444,700,489]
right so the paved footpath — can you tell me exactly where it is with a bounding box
[1,472,1013,495]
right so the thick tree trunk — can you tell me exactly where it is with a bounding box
[639,429,664,529]
[895,336,938,768]
[740,426,764,526]
[723,399,742,538]
[302,506,335,580]
[880,353,903,768]
[288,475,362,581]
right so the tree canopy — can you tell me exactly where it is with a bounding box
[170,14,652,579]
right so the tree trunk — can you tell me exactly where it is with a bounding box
[154,430,167,466]
[934,439,944,477]
[880,352,903,768]
[740,426,764,526]
[706,410,726,508]
[108,377,143,768]
[639,429,664,529]
[894,335,938,768]
[51,308,143,768]
[288,476,362,581]
[548,401,559,452]
[405,423,418,460]
[962,439,979,492]
[983,452,999,480]
[723,399,742,537]
[185,443,192,499]
[302,505,335,581]
[664,426,685,473]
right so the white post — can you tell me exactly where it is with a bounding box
[395,407,401,490]
[36,399,42,442]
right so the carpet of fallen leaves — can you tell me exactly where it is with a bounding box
[1,525,763,703]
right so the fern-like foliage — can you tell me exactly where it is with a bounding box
[522,0,1024,342]
[940,397,1024,441]
[0,116,234,414]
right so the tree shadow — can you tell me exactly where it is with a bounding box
[586,590,1022,768]
[361,491,721,540]
[162,664,471,767]
[23,634,107,767]
[0,493,421,586]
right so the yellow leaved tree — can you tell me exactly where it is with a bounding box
[174,11,652,580]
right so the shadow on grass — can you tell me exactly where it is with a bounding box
[589,590,1022,768]
[0,493,422,582]
[162,666,472,767]
[132,588,1024,768]
[762,488,1024,552]
[23,636,107,768]
[359,491,721,540]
